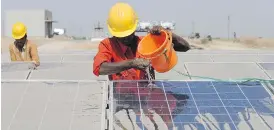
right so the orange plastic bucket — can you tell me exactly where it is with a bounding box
[137,30,178,73]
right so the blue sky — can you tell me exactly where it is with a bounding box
[2,0,274,37]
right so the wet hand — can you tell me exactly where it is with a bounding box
[131,58,150,70]
[147,83,157,91]
[149,26,165,35]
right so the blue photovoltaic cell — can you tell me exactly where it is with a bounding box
[112,81,274,130]
[195,100,223,107]
[240,86,271,99]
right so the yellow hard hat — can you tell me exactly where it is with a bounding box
[12,22,27,39]
[107,2,138,37]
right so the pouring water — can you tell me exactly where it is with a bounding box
[146,65,156,89]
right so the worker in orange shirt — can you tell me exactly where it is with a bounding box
[9,22,40,67]
[93,2,190,80]
[93,2,190,128]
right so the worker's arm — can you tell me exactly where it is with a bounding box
[99,60,134,75]
[171,33,191,52]
[93,41,150,76]
[30,44,40,66]
[100,58,149,75]
[93,41,134,76]
[9,44,16,61]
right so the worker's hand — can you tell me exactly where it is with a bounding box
[149,26,165,35]
[147,83,157,91]
[28,61,37,70]
[131,58,150,70]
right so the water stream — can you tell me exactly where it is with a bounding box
[145,65,157,102]
[146,65,155,88]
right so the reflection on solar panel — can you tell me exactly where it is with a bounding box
[110,80,274,130]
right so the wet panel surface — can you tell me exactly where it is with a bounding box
[111,81,274,130]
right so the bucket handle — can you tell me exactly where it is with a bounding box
[162,43,174,63]
[163,31,173,63]
[163,48,169,63]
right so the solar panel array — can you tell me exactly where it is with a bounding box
[2,51,108,130]
[2,50,274,80]
[1,50,274,130]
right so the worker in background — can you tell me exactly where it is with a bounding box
[207,34,212,42]
[9,22,40,67]
[233,32,237,43]
[93,2,190,128]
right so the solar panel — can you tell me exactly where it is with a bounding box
[211,55,258,62]
[39,55,63,62]
[185,63,270,79]
[176,55,212,62]
[260,63,274,70]
[178,51,274,63]
[155,65,190,80]
[1,81,105,130]
[110,80,274,130]
[28,62,107,80]
[2,53,10,62]
[259,63,274,79]
[62,54,95,62]
[267,71,274,79]
[257,55,274,62]
[182,50,259,55]
[39,54,95,62]
[2,50,274,130]
[2,62,32,80]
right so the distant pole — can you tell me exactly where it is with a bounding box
[227,15,230,39]
[79,28,82,37]
[192,21,195,33]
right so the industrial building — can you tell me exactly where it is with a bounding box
[4,9,57,38]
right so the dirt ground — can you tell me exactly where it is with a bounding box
[1,36,274,54]
[187,37,274,50]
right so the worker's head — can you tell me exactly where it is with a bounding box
[12,22,28,50]
[14,34,27,51]
[107,2,138,45]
